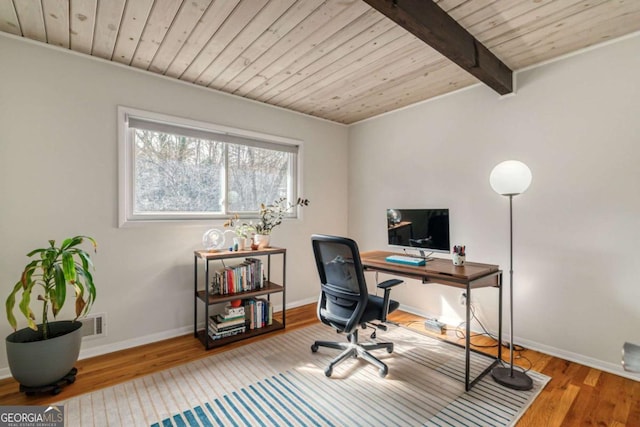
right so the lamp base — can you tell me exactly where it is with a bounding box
[491,366,533,391]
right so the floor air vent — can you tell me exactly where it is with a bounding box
[80,313,106,339]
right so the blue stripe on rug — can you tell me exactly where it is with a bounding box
[247,384,294,427]
[204,402,226,427]
[193,406,213,427]
[238,388,278,426]
[256,379,308,426]
[271,374,336,426]
[172,413,187,427]
[223,393,253,426]
[263,376,325,427]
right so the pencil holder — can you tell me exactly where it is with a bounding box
[452,253,465,266]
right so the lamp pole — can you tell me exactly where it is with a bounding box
[490,160,533,391]
[508,194,515,376]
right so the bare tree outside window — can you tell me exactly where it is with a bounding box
[227,144,290,212]
[131,129,294,216]
[134,130,224,213]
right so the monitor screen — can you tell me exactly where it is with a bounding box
[387,208,450,253]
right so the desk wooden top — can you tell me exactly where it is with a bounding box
[360,250,500,289]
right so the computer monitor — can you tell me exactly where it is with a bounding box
[387,208,450,255]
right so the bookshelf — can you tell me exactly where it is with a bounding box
[193,247,286,350]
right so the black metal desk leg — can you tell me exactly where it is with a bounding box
[498,272,503,362]
[465,282,471,391]
[204,259,210,350]
[282,252,286,327]
[194,255,198,337]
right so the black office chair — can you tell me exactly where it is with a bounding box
[310,234,402,377]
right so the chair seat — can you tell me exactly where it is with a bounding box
[361,295,399,324]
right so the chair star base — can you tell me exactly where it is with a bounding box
[311,329,393,378]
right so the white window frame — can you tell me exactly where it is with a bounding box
[117,106,303,227]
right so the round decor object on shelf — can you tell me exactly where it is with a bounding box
[202,228,225,251]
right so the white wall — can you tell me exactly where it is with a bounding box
[0,35,348,372]
[348,34,640,377]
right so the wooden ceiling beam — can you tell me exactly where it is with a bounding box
[361,0,513,95]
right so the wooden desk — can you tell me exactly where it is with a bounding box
[360,250,503,391]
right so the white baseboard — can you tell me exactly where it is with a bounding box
[399,303,640,382]
[78,325,194,360]
[513,335,640,382]
[0,297,319,381]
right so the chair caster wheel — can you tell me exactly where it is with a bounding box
[379,366,388,378]
[370,331,377,339]
[324,367,332,377]
[387,344,394,353]
[311,344,318,353]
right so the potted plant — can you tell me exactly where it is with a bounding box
[223,214,255,250]
[253,197,310,248]
[5,235,97,388]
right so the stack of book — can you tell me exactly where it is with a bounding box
[245,298,273,330]
[208,305,246,340]
[210,258,264,295]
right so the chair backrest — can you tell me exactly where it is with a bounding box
[311,234,368,334]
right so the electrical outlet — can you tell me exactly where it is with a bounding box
[459,291,467,306]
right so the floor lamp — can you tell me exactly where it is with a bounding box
[489,160,534,391]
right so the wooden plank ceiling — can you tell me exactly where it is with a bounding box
[1,0,639,124]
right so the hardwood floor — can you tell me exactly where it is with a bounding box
[1,304,638,426]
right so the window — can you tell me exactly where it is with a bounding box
[118,107,301,226]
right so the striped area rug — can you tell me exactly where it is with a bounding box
[56,324,549,426]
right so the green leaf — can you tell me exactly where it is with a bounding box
[79,235,98,253]
[62,252,77,284]
[61,236,83,250]
[77,268,96,310]
[52,264,66,315]
[72,249,94,271]
[25,248,47,257]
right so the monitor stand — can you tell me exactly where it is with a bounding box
[418,250,434,261]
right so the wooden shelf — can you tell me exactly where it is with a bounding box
[196,282,284,305]
[196,320,284,349]
[195,247,286,260]
[194,247,287,350]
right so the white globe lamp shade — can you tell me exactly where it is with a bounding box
[489,160,532,196]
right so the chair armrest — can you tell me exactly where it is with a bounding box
[377,279,403,289]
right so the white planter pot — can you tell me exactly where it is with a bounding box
[254,234,271,249]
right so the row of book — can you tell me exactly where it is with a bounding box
[210,258,265,295]
[208,304,246,340]
[246,298,273,330]
[207,299,274,340]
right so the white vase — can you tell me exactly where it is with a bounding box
[254,234,270,249]
[452,253,465,266]
[233,236,245,251]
